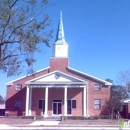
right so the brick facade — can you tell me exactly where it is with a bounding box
[5,57,110,117]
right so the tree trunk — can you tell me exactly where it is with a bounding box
[111,109,114,119]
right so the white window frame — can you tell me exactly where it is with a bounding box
[94,99,101,109]
[16,84,22,91]
[94,84,100,91]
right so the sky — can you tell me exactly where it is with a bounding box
[1,0,130,97]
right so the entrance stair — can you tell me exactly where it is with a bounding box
[44,116,61,121]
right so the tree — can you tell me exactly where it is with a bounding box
[0,0,53,77]
[105,79,128,119]
[107,85,126,119]
[116,70,130,97]
[0,95,5,104]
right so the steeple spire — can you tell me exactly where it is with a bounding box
[55,11,66,43]
[52,12,68,57]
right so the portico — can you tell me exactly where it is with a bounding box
[25,71,88,117]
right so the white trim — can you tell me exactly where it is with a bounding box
[25,70,86,84]
[29,87,32,116]
[86,83,89,117]
[44,87,48,117]
[64,87,67,116]
[27,82,86,85]
[68,67,112,86]
[0,104,5,109]
[25,86,29,116]
[83,87,86,116]
[5,66,112,86]
[5,67,50,85]
[50,57,69,59]
[123,98,130,103]
[16,84,22,91]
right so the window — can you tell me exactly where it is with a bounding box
[16,84,22,90]
[15,100,21,109]
[94,84,100,90]
[67,100,76,109]
[72,100,76,108]
[94,99,101,109]
[39,100,43,109]
[38,100,45,112]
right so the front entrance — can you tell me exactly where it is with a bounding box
[53,100,62,115]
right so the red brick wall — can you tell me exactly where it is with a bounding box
[31,87,83,116]
[31,88,45,116]
[65,70,110,116]
[50,57,69,72]
[5,57,110,117]
[48,88,64,115]
[67,88,83,116]
[5,68,49,116]
[88,81,110,116]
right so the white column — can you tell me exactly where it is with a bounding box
[86,83,89,117]
[44,87,48,117]
[29,87,32,115]
[64,87,67,116]
[83,86,86,116]
[25,86,29,116]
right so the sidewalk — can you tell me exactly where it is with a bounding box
[0,117,120,127]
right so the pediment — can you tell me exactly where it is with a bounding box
[26,71,86,85]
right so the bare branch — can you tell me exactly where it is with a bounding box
[3,47,20,61]
[9,0,19,9]
[1,40,21,45]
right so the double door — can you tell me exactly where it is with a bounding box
[53,100,62,115]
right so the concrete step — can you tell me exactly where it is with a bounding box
[44,116,61,121]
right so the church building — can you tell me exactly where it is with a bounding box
[5,12,112,117]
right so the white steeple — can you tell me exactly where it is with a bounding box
[53,12,68,57]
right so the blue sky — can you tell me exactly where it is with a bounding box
[1,0,130,97]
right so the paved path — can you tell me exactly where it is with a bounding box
[29,120,60,126]
[0,117,127,129]
[0,125,130,130]
[0,124,20,129]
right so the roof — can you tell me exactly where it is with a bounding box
[5,67,49,85]
[5,66,112,86]
[67,67,112,86]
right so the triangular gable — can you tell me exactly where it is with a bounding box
[26,70,87,85]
